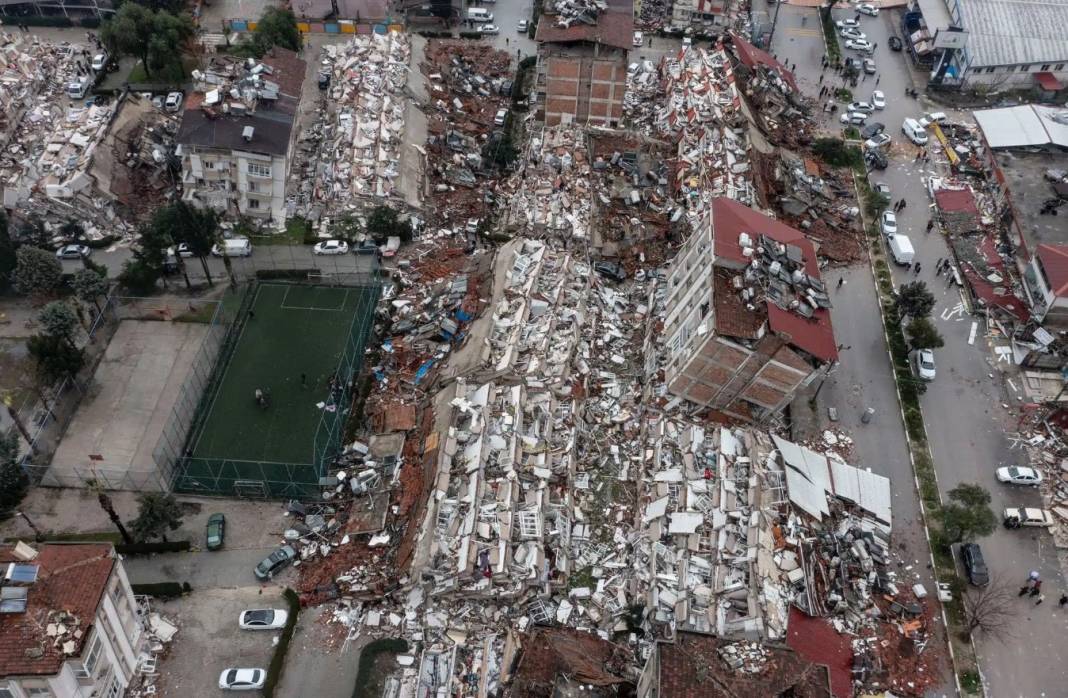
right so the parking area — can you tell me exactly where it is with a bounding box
[149,586,287,696]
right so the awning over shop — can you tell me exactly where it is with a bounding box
[1036,72,1064,91]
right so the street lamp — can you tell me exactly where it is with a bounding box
[15,511,43,542]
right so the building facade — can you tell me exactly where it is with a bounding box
[0,543,146,698]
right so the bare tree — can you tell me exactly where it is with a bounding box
[961,578,1016,642]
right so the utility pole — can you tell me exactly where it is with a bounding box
[16,512,43,542]
[766,0,784,50]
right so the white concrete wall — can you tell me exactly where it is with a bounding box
[964,61,1068,90]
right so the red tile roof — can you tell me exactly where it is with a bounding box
[711,198,838,363]
[933,187,979,215]
[535,0,634,50]
[729,32,799,93]
[1037,244,1068,296]
[658,632,833,698]
[0,544,114,678]
[786,609,854,698]
[509,627,633,696]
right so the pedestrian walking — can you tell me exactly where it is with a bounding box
[819,74,824,84]
[1036,594,1046,605]
[248,310,255,321]
[876,75,880,85]
[505,37,509,45]
[837,277,845,289]
[900,199,907,211]
[926,220,935,233]
[1020,585,1032,597]
[914,263,922,275]
[1060,594,1068,607]
[935,256,943,268]
[300,372,307,388]
[873,42,878,50]
[1031,580,1043,596]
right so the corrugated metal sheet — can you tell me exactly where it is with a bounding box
[974,106,1050,148]
[829,460,892,526]
[959,0,1068,67]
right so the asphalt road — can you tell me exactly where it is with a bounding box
[463,0,539,62]
[61,244,379,281]
[775,5,1068,696]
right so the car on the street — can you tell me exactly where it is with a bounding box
[857,2,879,15]
[871,90,886,109]
[840,110,867,125]
[888,36,904,51]
[633,31,644,47]
[865,149,888,170]
[913,348,936,381]
[238,609,288,630]
[902,118,929,145]
[919,111,948,128]
[517,19,528,31]
[874,182,891,196]
[862,58,876,74]
[841,28,867,42]
[996,465,1043,486]
[254,545,297,580]
[846,38,874,52]
[91,51,108,72]
[55,244,91,260]
[494,108,508,126]
[313,239,349,255]
[172,242,194,257]
[479,23,500,34]
[218,668,266,691]
[960,543,989,586]
[205,513,225,551]
[880,210,898,237]
[860,122,885,139]
[164,92,183,113]
[835,18,860,30]
[1003,507,1054,528]
[864,132,892,150]
[848,101,875,114]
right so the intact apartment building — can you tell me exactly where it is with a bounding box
[669,0,730,32]
[662,197,838,423]
[176,48,307,230]
[0,543,146,698]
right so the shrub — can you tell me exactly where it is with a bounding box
[18,16,74,27]
[458,31,483,39]
[80,17,101,28]
[131,581,189,598]
[255,269,315,281]
[263,588,301,697]
[116,540,191,555]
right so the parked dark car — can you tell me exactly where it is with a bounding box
[206,513,225,551]
[860,122,885,139]
[960,543,990,586]
[594,261,626,283]
[888,36,903,51]
[254,545,296,580]
[865,149,888,170]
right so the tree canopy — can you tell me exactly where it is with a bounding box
[0,212,15,292]
[365,205,413,244]
[37,302,79,346]
[129,493,184,542]
[896,281,935,320]
[905,317,945,350]
[27,333,85,382]
[150,202,220,285]
[942,483,997,544]
[0,430,28,516]
[12,246,62,297]
[72,268,110,311]
[101,4,193,80]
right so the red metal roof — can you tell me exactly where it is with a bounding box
[786,609,854,698]
[535,0,634,51]
[933,187,979,215]
[1036,243,1068,296]
[1036,71,1064,91]
[0,544,114,678]
[711,198,838,362]
[729,32,799,93]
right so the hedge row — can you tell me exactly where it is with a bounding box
[263,588,301,697]
[116,540,191,555]
[131,581,192,599]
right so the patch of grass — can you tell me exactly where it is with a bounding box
[126,58,195,85]
[959,669,981,693]
[264,588,301,697]
[821,9,842,62]
[835,87,852,102]
[250,216,315,246]
[353,638,409,698]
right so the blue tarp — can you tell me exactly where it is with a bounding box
[414,360,434,383]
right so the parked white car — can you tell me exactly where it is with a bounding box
[1003,507,1054,528]
[865,133,892,150]
[846,39,874,52]
[880,210,898,237]
[494,108,508,126]
[91,51,108,72]
[871,90,886,109]
[238,609,288,630]
[218,668,266,691]
[913,348,936,381]
[919,111,948,128]
[55,244,91,260]
[840,110,867,125]
[164,91,183,113]
[835,18,860,30]
[848,101,875,113]
[517,19,528,31]
[996,465,1043,486]
[857,3,879,15]
[313,239,349,255]
[841,28,867,42]
[633,31,644,47]
[479,23,500,34]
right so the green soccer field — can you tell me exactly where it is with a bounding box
[188,283,375,466]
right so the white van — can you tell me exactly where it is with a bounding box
[467,7,493,22]
[67,77,90,100]
[211,237,253,257]
[887,234,915,266]
[902,118,928,145]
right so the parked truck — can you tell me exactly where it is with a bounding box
[887,234,915,266]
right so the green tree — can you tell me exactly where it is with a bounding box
[101,5,193,80]
[26,334,85,382]
[249,7,302,56]
[129,492,184,542]
[942,483,997,544]
[37,302,79,348]
[93,488,133,545]
[896,281,936,320]
[905,317,945,350]
[812,137,862,168]
[365,205,413,244]
[12,247,62,297]
[0,212,15,292]
[118,223,168,295]
[0,430,28,516]
[151,202,220,286]
[72,268,110,313]
[58,220,85,243]
[18,217,49,249]
[483,131,518,170]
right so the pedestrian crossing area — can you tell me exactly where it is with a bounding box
[785,28,823,37]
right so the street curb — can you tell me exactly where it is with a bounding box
[851,172,971,698]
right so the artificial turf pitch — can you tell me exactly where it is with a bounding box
[189,283,371,465]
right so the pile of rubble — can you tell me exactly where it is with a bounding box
[293,33,411,224]
[423,40,514,226]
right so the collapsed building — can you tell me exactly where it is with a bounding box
[176,48,307,229]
